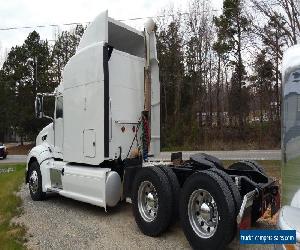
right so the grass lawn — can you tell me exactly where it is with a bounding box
[0,164,26,249]
[282,156,300,205]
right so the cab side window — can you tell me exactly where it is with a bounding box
[56,96,63,119]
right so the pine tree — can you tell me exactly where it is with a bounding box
[156,16,185,147]
[1,31,52,141]
[51,24,85,86]
[214,0,250,133]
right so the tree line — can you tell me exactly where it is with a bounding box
[157,0,299,150]
[0,25,84,142]
[0,0,298,149]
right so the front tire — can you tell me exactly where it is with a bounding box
[132,166,173,237]
[28,161,46,201]
[179,171,236,250]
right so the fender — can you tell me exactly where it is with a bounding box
[26,143,54,189]
[26,143,53,168]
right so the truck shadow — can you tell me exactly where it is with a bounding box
[44,192,129,215]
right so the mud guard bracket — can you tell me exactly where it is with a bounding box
[237,189,258,229]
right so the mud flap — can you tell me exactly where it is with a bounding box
[271,190,281,216]
[237,189,258,229]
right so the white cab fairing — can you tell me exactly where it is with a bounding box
[63,11,146,165]
[109,49,145,159]
[63,42,105,165]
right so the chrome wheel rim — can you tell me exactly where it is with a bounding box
[138,181,158,222]
[29,170,39,194]
[188,189,219,238]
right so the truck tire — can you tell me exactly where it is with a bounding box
[209,168,241,243]
[179,171,236,250]
[209,168,241,216]
[132,166,173,236]
[158,166,180,222]
[244,160,266,175]
[28,161,46,201]
[228,161,266,175]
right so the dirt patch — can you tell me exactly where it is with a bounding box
[7,144,34,155]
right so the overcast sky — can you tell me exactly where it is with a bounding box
[0,0,223,64]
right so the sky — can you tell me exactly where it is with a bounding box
[0,0,223,65]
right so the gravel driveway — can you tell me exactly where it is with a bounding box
[14,185,274,250]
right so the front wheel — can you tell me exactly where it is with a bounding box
[28,161,46,201]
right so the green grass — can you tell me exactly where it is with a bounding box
[0,164,26,250]
[282,156,300,205]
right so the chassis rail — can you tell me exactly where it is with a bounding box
[123,153,280,230]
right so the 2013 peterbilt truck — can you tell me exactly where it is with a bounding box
[26,11,280,249]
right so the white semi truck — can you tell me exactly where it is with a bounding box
[26,11,280,249]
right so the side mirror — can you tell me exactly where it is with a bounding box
[35,96,43,118]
